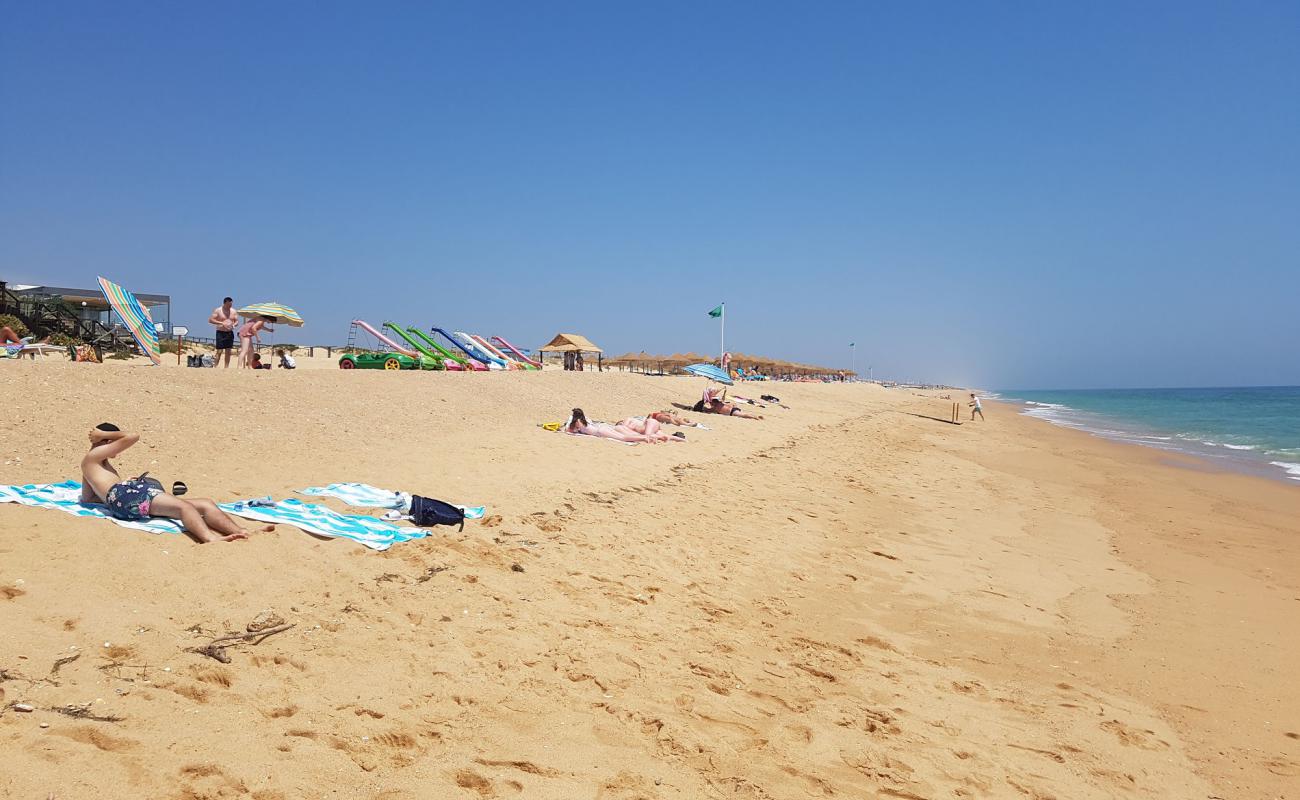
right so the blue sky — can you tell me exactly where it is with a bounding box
[2,2,1297,388]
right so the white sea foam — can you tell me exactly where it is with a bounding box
[1270,461,1300,480]
[1222,444,1257,451]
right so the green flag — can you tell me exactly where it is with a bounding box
[707,304,723,318]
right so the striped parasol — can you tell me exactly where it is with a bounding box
[97,276,161,366]
[237,302,304,327]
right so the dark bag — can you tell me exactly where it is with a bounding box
[134,473,165,493]
[408,495,465,531]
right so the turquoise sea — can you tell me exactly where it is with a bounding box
[996,387,1300,485]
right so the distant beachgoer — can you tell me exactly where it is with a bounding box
[208,297,238,368]
[2,326,49,346]
[563,408,663,444]
[79,423,271,543]
[969,393,984,421]
[238,315,274,369]
[693,386,763,419]
[648,410,700,427]
[249,352,272,370]
[575,352,584,371]
[1,326,51,359]
[277,349,296,369]
[617,416,685,442]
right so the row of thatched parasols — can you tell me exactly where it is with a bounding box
[603,351,842,376]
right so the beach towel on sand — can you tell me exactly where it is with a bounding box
[0,481,185,534]
[220,498,426,550]
[298,483,486,519]
[0,482,422,551]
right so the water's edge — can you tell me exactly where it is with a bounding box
[989,389,1300,486]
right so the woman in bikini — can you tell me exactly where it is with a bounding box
[564,409,668,444]
[238,315,275,369]
[647,410,698,427]
[615,415,685,442]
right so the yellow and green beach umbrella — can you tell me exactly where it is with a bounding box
[237,302,304,327]
[97,275,161,366]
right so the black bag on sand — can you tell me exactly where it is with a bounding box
[409,495,465,531]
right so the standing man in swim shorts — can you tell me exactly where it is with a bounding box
[969,392,985,421]
[208,296,238,368]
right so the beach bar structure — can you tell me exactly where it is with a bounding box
[538,332,603,371]
[1,279,172,347]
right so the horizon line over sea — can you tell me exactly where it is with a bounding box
[992,385,1300,485]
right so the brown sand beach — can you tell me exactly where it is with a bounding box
[1,362,1297,799]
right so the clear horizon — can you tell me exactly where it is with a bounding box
[3,2,1297,389]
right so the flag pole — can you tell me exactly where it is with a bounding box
[720,302,726,367]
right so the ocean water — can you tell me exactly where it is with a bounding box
[996,387,1300,484]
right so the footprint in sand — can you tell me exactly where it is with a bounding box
[454,769,495,797]
[54,725,137,752]
[191,665,233,688]
[474,758,562,778]
[1100,719,1169,750]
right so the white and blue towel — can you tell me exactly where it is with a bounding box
[298,482,486,520]
[219,498,424,550]
[1,482,424,551]
[0,480,185,534]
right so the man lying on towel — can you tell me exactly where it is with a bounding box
[692,387,763,419]
[80,423,273,544]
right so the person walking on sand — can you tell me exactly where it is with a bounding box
[969,393,985,421]
[79,423,273,543]
[238,315,274,369]
[208,297,238,368]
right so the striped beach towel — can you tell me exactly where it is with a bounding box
[298,483,486,520]
[0,481,184,534]
[1,483,426,550]
[220,498,422,550]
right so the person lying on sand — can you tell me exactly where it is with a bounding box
[647,410,703,427]
[80,423,273,543]
[692,387,763,419]
[616,415,686,442]
[563,408,672,444]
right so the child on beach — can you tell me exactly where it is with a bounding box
[969,393,985,421]
[80,423,271,543]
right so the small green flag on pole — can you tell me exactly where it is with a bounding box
[707,304,723,318]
